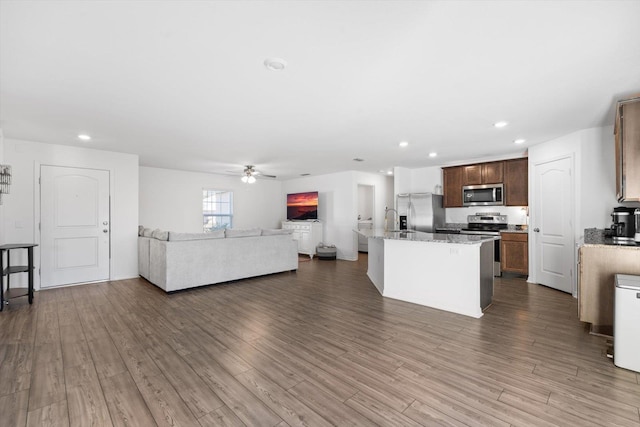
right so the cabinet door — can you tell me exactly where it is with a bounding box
[500,233,528,275]
[620,100,640,201]
[291,230,303,252]
[443,167,463,207]
[462,164,482,185]
[299,231,312,253]
[504,158,528,206]
[615,105,623,200]
[482,162,504,184]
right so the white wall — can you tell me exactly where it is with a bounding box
[446,206,529,225]
[393,165,442,196]
[528,126,631,293]
[139,166,284,232]
[529,126,621,237]
[2,138,139,288]
[283,171,393,261]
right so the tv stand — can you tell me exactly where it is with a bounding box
[282,221,323,259]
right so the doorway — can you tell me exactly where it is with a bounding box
[533,156,574,294]
[357,185,375,253]
[40,165,111,288]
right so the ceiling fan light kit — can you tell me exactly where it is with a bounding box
[241,165,258,184]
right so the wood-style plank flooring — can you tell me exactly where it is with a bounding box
[1,254,639,426]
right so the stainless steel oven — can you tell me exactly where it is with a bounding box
[461,213,507,277]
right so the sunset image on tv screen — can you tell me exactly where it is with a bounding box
[287,192,318,220]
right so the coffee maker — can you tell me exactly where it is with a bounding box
[611,207,637,244]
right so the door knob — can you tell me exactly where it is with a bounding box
[103,229,108,233]
[534,228,540,232]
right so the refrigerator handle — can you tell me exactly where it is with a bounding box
[408,202,413,230]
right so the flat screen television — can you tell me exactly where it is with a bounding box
[287,191,318,220]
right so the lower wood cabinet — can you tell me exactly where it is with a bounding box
[500,232,528,275]
[282,221,323,259]
[578,245,640,327]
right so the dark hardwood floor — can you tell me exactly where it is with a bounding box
[1,254,639,426]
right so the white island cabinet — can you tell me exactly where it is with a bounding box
[358,229,495,318]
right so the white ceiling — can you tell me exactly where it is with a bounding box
[2,1,640,180]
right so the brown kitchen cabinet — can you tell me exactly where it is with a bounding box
[500,232,528,275]
[614,96,640,202]
[578,245,640,328]
[504,158,528,206]
[462,161,503,185]
[442,166,463,207]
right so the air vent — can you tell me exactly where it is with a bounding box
[300,173,310,176]
[353,158,364,162]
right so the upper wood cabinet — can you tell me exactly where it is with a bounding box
[462,161,503,185]
[443,166,463,208]
[442,157,528,208]
[504,158,528,206]
[615,96,640,201]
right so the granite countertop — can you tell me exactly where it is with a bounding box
[355,229,497,245]
[583,228,640,248]
[501,228,529,234]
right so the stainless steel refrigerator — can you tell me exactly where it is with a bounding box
[396,193,445,233]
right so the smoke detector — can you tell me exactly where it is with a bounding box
[264,58,287,71]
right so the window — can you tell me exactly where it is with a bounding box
[202,189,233,232]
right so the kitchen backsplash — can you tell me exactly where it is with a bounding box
[446,206,529,225]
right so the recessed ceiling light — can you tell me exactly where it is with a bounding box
[387,171,393,175]
[493,121,508,128]
[428,152,437,158]
[399,141,409,148]
[514,138,526,144]
[264,58,287,71]
[78,134,91,141]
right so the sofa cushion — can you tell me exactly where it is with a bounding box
[169,230,225,241]
[225,228,262,238]
[142,227,154,237]
[152,229,169,241]
[262,228,293,236]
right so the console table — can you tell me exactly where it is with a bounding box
[1,244,37,311]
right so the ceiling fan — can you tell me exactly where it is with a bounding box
[239,165,276,184]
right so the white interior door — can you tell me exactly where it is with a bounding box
[40,165,110,288]
[533,157,574,293]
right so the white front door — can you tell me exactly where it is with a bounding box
[533,156,574,293]
[40,165,110,288]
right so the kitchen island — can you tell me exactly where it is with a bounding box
[357,229,496,318]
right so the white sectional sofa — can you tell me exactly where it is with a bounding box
[138,227,298,292]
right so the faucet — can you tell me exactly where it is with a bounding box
[384,207,398,231]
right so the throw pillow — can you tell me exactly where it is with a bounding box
[152,229,169,241]
[169,230,225,241]
[225,228,262,238]
[142,228,154,237]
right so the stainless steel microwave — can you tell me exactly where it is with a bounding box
[462,184,504,206]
